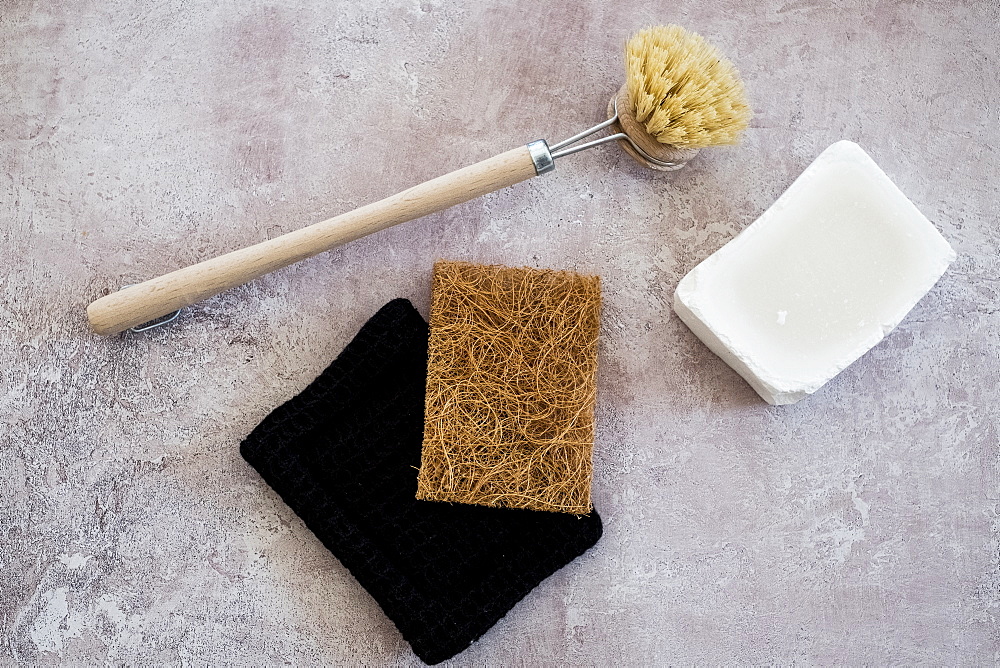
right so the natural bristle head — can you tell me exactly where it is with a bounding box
[626,25,751,150]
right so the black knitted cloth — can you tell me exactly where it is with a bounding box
[240,299,603,665]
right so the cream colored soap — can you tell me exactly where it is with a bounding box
[674,140,956,405]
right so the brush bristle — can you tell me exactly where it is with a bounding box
[626,25,751,149]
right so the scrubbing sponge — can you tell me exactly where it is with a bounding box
[240,299,603,664]
[416,261,602,514]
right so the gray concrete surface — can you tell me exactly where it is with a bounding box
[2,0,998,664]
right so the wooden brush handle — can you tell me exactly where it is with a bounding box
[87,145,539,335]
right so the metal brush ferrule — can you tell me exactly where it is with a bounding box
[527,140,555,175]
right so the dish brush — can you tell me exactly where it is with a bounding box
[87,24,750,335]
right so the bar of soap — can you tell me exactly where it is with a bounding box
[674,140,956,405]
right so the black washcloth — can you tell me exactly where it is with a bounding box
[240,299,603,665]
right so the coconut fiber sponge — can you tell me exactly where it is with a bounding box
[417,260,602,514]
[240,299,603,665]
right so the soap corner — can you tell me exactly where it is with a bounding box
[768,388,811,406]
[825,138,867,160]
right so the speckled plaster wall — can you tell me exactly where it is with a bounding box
[2,0,998,664]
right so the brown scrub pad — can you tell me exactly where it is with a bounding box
[416,260,601,514]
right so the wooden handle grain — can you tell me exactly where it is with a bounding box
[87,145,539,335]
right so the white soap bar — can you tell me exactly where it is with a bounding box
[674,140,956,405]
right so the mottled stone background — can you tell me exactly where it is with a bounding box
[2,0,998,664]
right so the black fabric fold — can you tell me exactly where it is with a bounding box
[240,298,603,665]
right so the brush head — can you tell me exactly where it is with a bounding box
[622,25,751,156]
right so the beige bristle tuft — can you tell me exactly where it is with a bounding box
[626,25,751,149]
